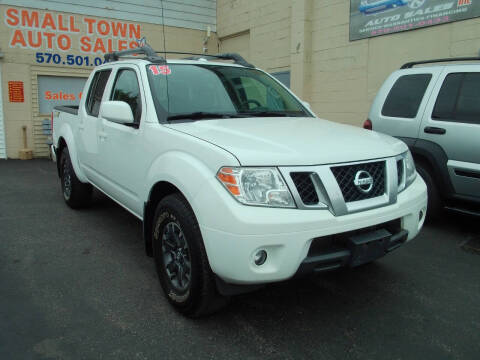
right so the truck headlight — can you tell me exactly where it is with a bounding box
[217,167,296,208]
[399,150,417,192]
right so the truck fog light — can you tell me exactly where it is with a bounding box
[418,207,427,230]
[254,250,267,266]
[418,210,425,222]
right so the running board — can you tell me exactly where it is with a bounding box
[445,206,480,217]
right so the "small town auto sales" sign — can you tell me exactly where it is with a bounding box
[350,0,480,40]
[5,7,142,54]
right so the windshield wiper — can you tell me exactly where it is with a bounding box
[239,111,299,117]
[168,112,246,121]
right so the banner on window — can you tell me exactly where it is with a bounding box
[350,0,480,41]
[38,76,87,114]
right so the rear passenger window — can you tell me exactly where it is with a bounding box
[381,74,432,118]
[86,70,111,117]
[432,73,480,124]
[110,69,142,124]
[432,73,463,120]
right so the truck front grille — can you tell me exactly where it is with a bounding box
[330,161,386,202]
[290,172,319,205]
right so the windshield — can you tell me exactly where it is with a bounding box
[146,64,312,121]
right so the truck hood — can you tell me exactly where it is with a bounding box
[165,117,407,166]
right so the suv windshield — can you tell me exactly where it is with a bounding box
[146,64,311,121]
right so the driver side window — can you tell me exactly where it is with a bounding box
[110,69,142,124]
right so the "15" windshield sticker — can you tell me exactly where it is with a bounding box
[149,65,172,75]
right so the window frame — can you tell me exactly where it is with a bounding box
[85,69,112,117]
[432,72,480,125]
[109,67,143,127]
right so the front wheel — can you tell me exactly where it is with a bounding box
[60,147,92,209]
[152,194,227,317]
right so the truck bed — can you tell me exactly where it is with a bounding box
[54,105,79,115]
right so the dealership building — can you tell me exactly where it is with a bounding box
[1,0,479,159]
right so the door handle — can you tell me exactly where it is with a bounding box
[424,126,446,135]
[98,131,107,140]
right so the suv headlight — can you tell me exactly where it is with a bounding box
[399,150,416,192]
[216,167,296,208]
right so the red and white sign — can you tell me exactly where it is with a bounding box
[149,65,172,76]
[5,7,143,54]
[8,81,24,103]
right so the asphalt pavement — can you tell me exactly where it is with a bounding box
[1,159,479,360]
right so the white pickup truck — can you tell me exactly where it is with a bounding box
[52,46,427,317]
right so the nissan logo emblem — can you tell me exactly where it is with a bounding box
[353,170,374,193]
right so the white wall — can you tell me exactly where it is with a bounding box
[0,64,6,159]
[0,0,217,31]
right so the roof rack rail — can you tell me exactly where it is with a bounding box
[104,47,254,68]
[104,45,165,63]
[401,57,480,69]
[160,51,255,68]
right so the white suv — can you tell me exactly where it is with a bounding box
[366,58,480,219]
[52,45,427,316]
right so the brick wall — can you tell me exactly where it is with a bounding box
[217,0,292,72]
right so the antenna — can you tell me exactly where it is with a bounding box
[203,26,211,54]
[160,0,167,59]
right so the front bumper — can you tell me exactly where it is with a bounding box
[194,175,427,285]
[50,145,57,162]
[294,220,408,277]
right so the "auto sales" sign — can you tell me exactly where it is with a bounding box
[350,0,480,40]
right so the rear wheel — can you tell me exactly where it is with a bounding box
[416,162,442,221]
[60,148,92,209]
[152,194,227,317]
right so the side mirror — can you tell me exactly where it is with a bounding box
[302,101,311,110]
[100,101,134,124]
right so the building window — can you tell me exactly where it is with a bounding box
[37,76,87,114]
[271,71,291,88]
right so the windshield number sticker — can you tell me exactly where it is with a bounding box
[149,65,171,76]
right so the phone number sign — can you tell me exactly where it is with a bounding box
[350,0,480,40]
[35,52,107,67]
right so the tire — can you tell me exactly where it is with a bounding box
[60,147,92,209]
[416,163,442,221]
[152,194,227,317]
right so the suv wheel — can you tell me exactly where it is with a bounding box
[152,194,228,317]
[60,148,92,209]
[416,163,442,221]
